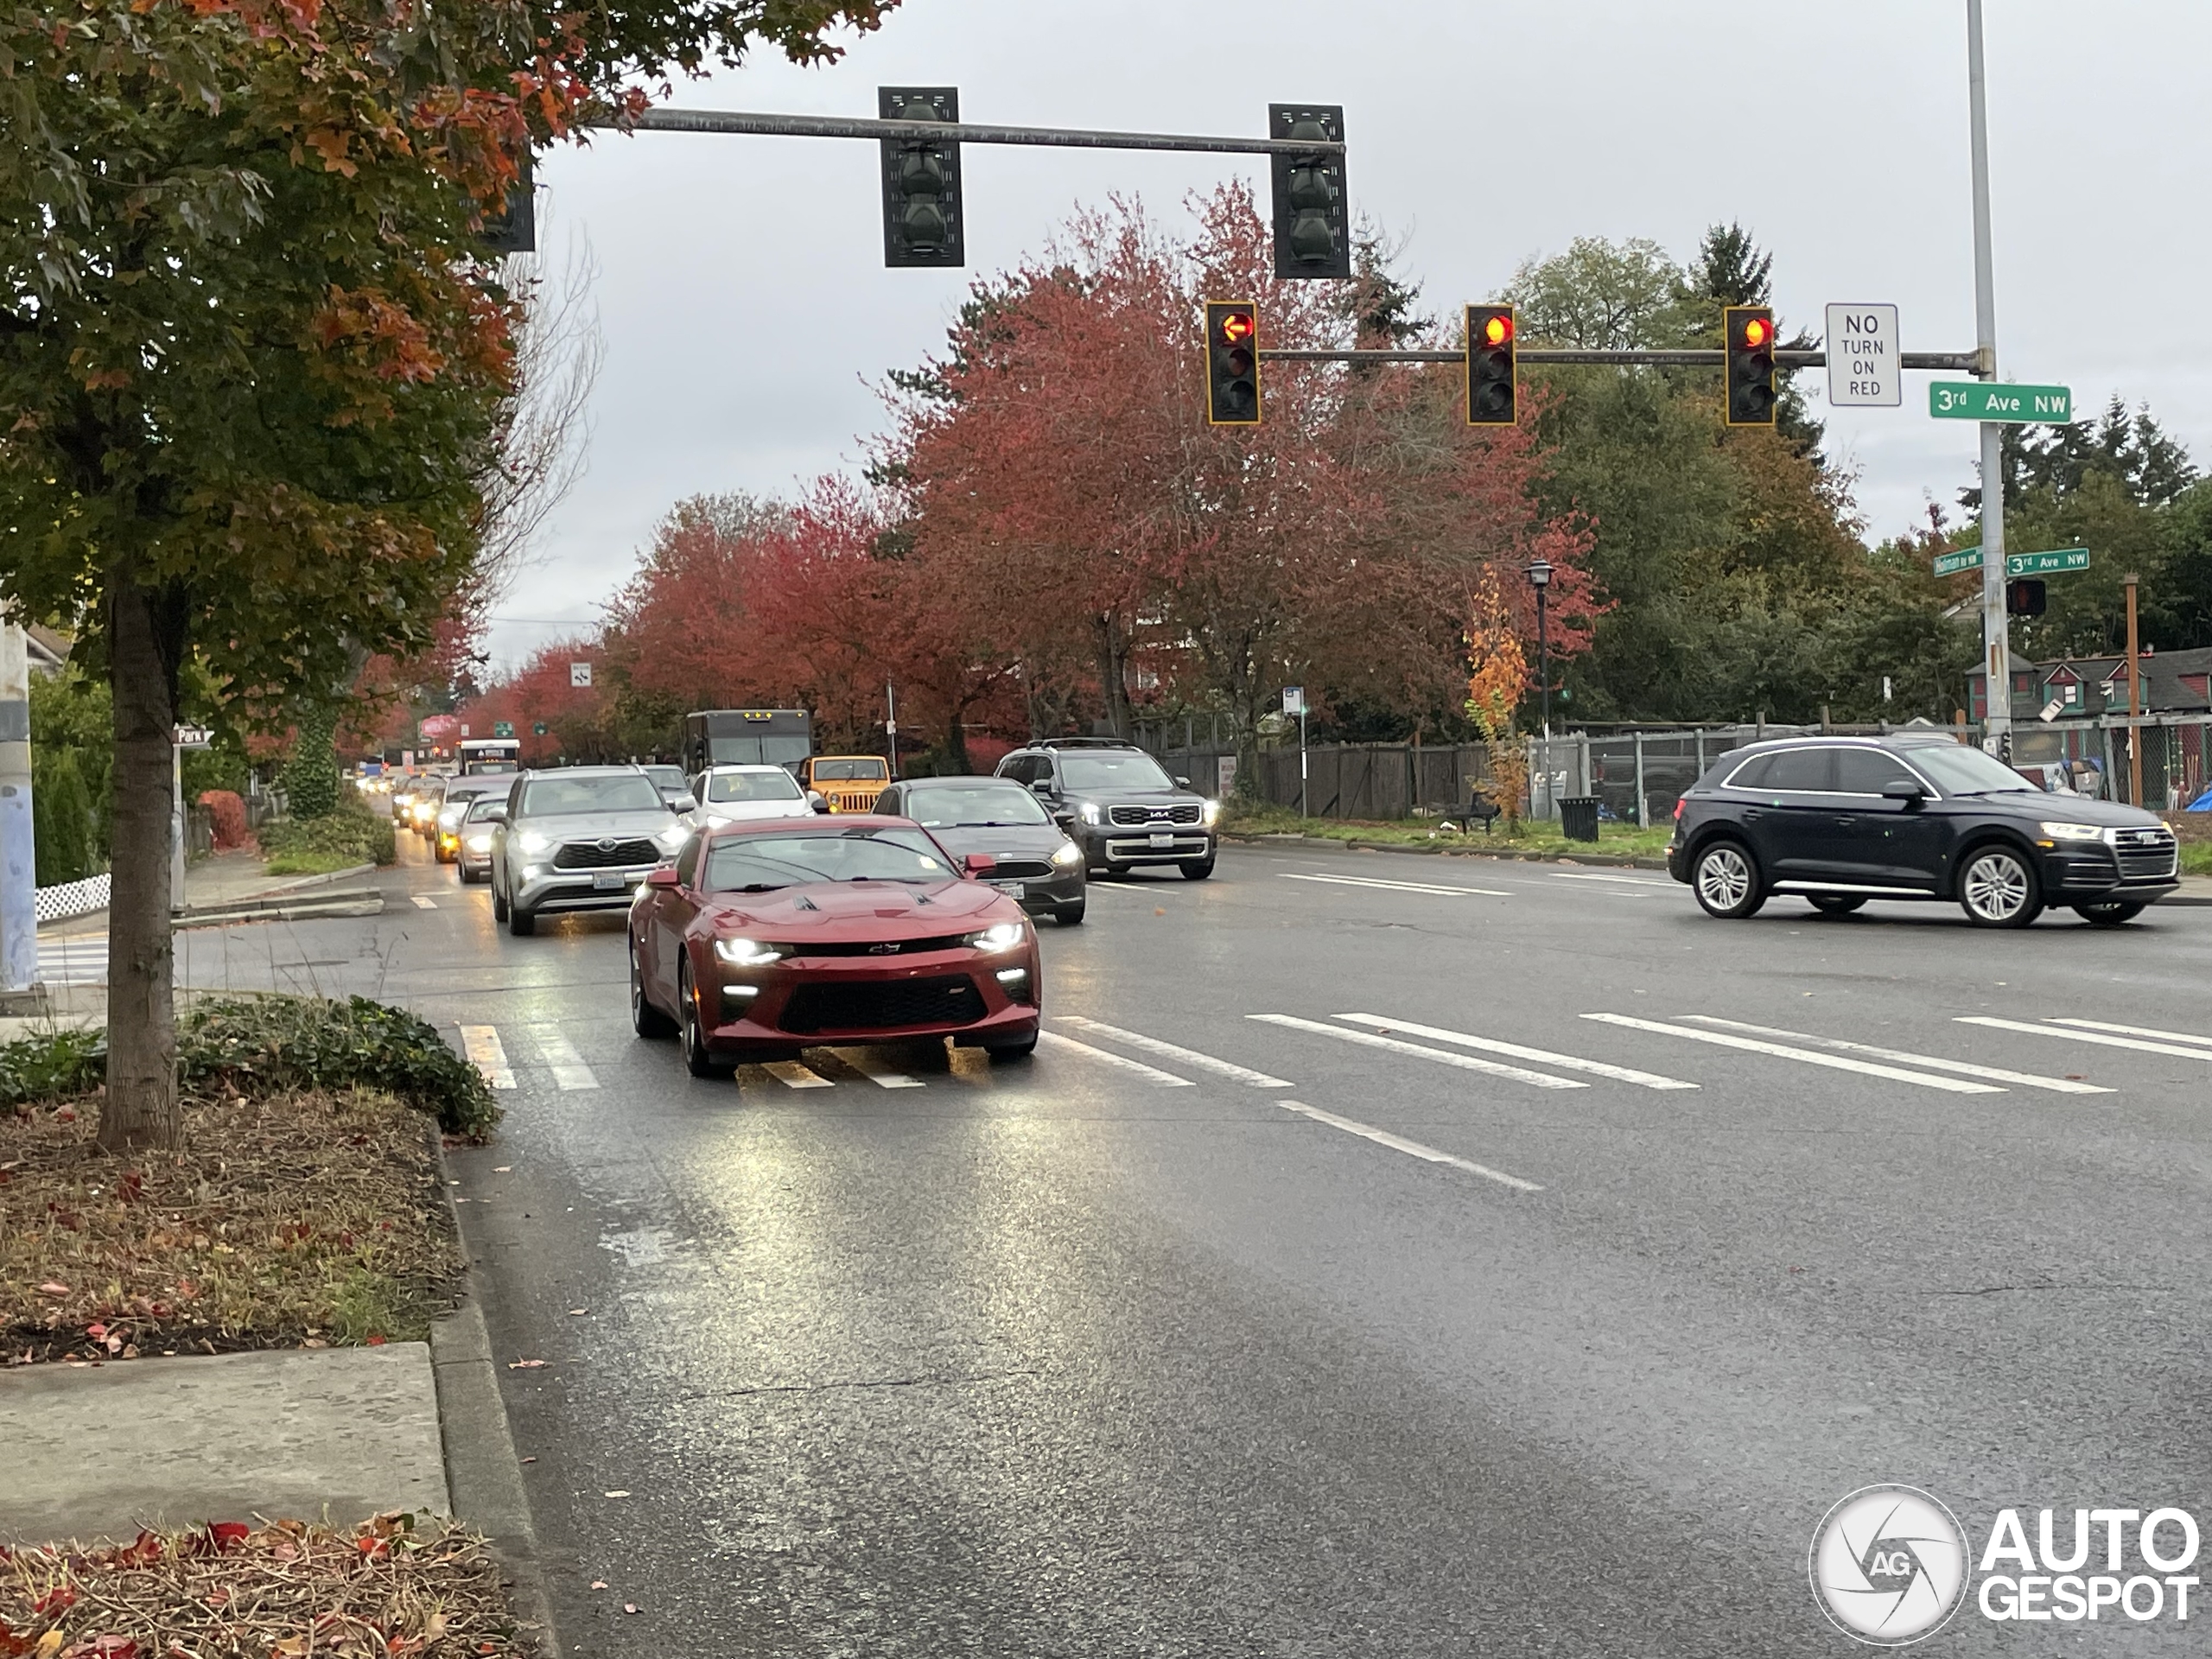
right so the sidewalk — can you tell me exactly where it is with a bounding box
[39,849,364,939]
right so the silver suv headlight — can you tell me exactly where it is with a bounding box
[653,823,689,852]
[516,830,555,855]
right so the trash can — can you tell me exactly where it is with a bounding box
[1559,795,1601,843]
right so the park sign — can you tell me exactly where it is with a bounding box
[1929,381,2072,423]
[1931,546,2089,578]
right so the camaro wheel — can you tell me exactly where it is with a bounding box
[1808,895,1866,917]
[1692,840,1765,918]
[679,960,731,1077]
[631,938,676,1039]
[2072,899,2145,926]
[1958,847,2042,928]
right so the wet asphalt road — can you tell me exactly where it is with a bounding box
[322,832,2212,1655]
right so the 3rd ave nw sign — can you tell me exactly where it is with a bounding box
[1929,381,2073,422]
[1932,546,2091,577]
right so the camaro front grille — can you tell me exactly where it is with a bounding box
[1108,803,1203,827]
[779,975,988,1033]
[552,838,660,869]
[784,934,969,957]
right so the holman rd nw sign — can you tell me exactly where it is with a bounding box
[1929,381,2072,423]
[1932,546,2090,578]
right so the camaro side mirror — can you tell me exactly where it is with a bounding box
[963,853,997,876]
[644,867,682,890]
[1881,781,1927,804]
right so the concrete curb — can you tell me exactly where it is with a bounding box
[1224,831,1670,872]
[429,1157,563,1659]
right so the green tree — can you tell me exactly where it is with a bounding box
[283,705,342,820]
[1506,236,1687,349]
[32,747,95,886]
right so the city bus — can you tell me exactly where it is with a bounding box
[458,737,523,775]
[683,709,814,778]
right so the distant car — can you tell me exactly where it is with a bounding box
[628,816,1040,1075]
[874,775,1087,925]
[1668,734,2181,927]
[432,778,503,863]
[994,739,1219,879]
[688,764,823,827]
[489,766,689,936]
[454,793,506,885]
[406,779,446,838]
[798,754,891,813]
[640,764,692,808]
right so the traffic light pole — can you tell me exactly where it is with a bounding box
[614,106,1344,159]
[1257,347,1979,371]
[1967,0,2012,754]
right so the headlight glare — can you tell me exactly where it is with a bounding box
[964,921,1027,953]
[464,833,493,853]
[714,937,790,966]
[1202,798,1222,827]
[653,823,689,851]
[2037,821,2107,842]
[1051,841,1083,868]
[517,830,554,855]
[1078,802,1101,825]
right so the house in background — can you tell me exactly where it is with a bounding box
[1967,646,2212,805]
[23,624,70,677]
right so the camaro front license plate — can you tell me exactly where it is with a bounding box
[592,872,625,891]
[1149,832,1174,849]
[991,880,1026,900]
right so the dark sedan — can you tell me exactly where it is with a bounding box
[873,776,1088,925]
[1668,734,2179,927]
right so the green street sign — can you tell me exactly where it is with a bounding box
[532,721,548,736]
[493,721,514,738]
[1929,381,2072,423]
[1930,546,2090,578]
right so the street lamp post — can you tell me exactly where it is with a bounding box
[1525,559,1553,739]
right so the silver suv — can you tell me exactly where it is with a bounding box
[490,766,689,936]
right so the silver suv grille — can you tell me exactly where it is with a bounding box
[1108,802,1204,827]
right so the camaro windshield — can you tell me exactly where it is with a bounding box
[1905,745,2040,795]
[900,783,1052,829]
[708,771,803,803]
[518,776,664,816]
[1058,753,1175,791]
[704,828,949,891]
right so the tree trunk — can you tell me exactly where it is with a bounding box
[941,697,971,773]
[99,568,185,1153]
[1093,615,1132,739]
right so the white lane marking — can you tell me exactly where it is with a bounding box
[1955,1017,2212,1063]
[460,1025,516,1090]
[2045,1017,2212,1050]
[1057,1016,1290,1087]
[1279,871,1510,898]
[1249,1014,1585,1090]
[1582,1014,2002,1094]
[411,895,438,910]
[1548,870,1669,887]
[764,1059,835,1090]
[1036,1029,1194,1087]
[1680,1015,2113,1095]
[526,1024,600,1090]
[828,1049,926,1089]
[1334,1012,1697,1090]
[1277,1100,1542,1192]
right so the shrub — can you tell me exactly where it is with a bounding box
[32,747,97,885]
[198,788,253,850]
[282,703,340,820]
[0,1027,106,1109]
[259,809,394,867]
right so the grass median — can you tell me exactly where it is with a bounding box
[1222,800,1675,862]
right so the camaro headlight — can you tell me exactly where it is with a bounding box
[1078,802,1101,825]
[1202,798,1222,827]
[964,921,1027,953]
[1051,841,1083,868]
[516,830,554,855]
[714,938,791,966]
[2037,821,2107,842]
[464,832,493,853]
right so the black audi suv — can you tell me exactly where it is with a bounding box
[1667,734,2179,927]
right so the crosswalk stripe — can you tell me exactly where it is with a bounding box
[2045,1017,2212,1050]
[1279,871,1511,898]
[1250,1014,1586,1090]
[763,1059,835,1090]
[1276,1100,1543,1192]
[825,1049,926,1089]
[1335,1012,1697,1090]
[460,1025,515,1090]
[1056,1016,1290,1086]
[1954,1016,2212,1062]
[1583,1014,2001,1093]
[1036,1029,1193,1087]
[525,1024,599,1090]
[1680,1015,2113,1094]
[411,895,438,910]
[1549,870,1669,887]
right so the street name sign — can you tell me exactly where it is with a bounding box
[493,721,514,738]
[1825,304,1900,407]
[1282,684,1306,715]
[1930,546,2089,577]
[1929,381,2072,423]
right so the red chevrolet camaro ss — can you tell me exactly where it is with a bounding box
[627,814,1042,1076]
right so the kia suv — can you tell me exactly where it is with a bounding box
[995,740,1218,879]
[1667,734,2179,928]
[489,766,690,936]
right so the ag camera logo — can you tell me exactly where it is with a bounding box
[1809,1484,1970,1645]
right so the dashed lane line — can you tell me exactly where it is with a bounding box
[1276,1100,1542,1193]
[411,895,438,910]
[2045,1017,2212,1050]
[1583,1014,2001,1094]
[1548,870,1670,888]
[1278,871,1511,898]
[460,1025,515,1090]
[826,1049,927,1089]
[1954,1017,2212,1063]
[763,1059,836,1090]
[1056,1016,1290,1087]
[1250,1014,1586,1090]
[525,1024,600,1090]
[1035,1030,1194,1087]
[1680,1015,2113,1095]
[1334,1012,1697,1090]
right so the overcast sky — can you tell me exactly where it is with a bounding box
[486,0,2212,669]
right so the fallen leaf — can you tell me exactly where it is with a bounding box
[1154,907,1166,916]
[622,1604,639,1615]
[493,1166,512,1173]
[33,1631,63,1659]
[519,1456,536,1464]
[507,1359,548,1370]
[36,1282,68,1297]
[603,1491,629,1499]
[566,1308,588,1316]
[589,1580,607,1591]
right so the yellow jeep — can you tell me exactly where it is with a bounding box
[800,754,891,813]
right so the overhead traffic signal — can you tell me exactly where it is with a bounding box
[2006,578,2048,617]
[879,87,963,268]
[1724,305,1777,425]
[1268,104,1350,280]
[482,153,535,255]
[1205,301,1261,425]
[1465,303,1517,426]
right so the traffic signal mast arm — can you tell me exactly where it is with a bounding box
[613,105,1346,158]
[1257,347,1980,369]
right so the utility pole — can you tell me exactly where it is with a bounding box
[0,620,36,998]
[2124,573,2143,805]
[1967,0,2012,757]
[885,682,899,780]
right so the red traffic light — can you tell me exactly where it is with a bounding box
[1218,308,1255,346]
[1481,313,1512,348]
[1740,315,1771,349]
